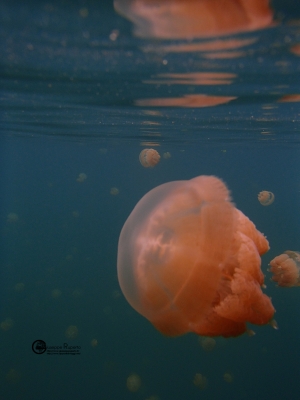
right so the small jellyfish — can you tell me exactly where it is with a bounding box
[126,373,141,392]
[99,148,108,155]
[139,148,160,168]
[163,152,171,159]
[193,373,208,390]
[51,289,62,299]
[76,173,87,183]
[269,251,300,287]
[14,282,25,292]
[110,187,120,195]
[72,288,83,298]
[223,372,234,383]
[258,191,274,206]
[1,318,14,331]
[65,325,78,339]
[7,213,19,223]
[5,369,21,384]
[91,338,98,347]
[199,337,216,351]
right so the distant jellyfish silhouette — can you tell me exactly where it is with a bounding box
[193,373,208,390]
[126,374,141,392]
[51,289,62,299]
[14,282,25,292]
[117,175,275,338]
[65,325,78,339]
[76,173,87,183]
[0,318,14,331]
[5,368,21,384]
[7,213,19,223]
[91,338,98,347]
[258,191,274,206]
[110,187,120,195]
[200,337,216,351]
[163,152,171,159]
[223,372,234,383]
[269,251,300,287]
[139,148,160,168]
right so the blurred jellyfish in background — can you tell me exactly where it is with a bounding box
[76,173,87,183]
[1,318,14,331]
[223,372,234,383]
[193,373,208,390]
[199,336,216,351]
[51,289,62,299]
[7,212,19,223]
[126,373,142,392]
[14,282,25,292]
[110,187,120,195]
[90,338,98,347]
[5,368,21,384]
[65,325,79,339]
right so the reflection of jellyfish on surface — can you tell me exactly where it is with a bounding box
[269,251,300,287]
[126,373,141,392]
[117,176,275,338]
[114,0,273,39]
[258,191,274,206]
[139,148,160,168]
[76,173,87,183]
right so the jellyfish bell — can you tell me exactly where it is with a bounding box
[193,373,208,389]
[258,191,274,206]
[65,325,78,339]
[139,148,160,168]
[7,212,19,223]
[199,336,216,351]
[269,251,300,287]
[126,373,141,392]
[223,372,234,383]
[117,175,275,338]
[76,173,87,183]
[110,187,120,195]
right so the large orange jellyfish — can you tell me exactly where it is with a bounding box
[139,148,160,167]
[269,251,300,287]
[117,176,275,338]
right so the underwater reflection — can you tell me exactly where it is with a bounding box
[114,0,273,39]
[115,1,275,108]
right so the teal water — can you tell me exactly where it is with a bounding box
[1,1,300,399]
